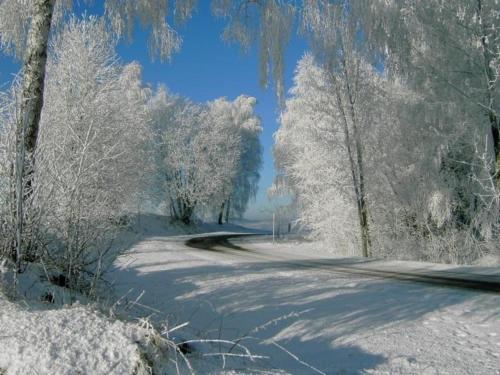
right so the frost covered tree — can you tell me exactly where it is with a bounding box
[0,0,194,162]
[0,0,195,268]
[0,16,152,288]
[276,55,380,256]
[351,0,500,261]
[39,16,151,290]
[207,96,262,224]
[267,0,499,262]
[151,94,219,224]
[149,90,262,225]
[277,53,497,263]
[352,0,499,185]
[228,96,263,222]
[205,98,243,225]
[295,1,375,257]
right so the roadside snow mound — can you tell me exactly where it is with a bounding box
[0,296,149,375]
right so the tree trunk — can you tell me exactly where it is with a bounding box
[490,113,499,188]
[19,0,55,171]
[225,198,231,223]
[14,0,55,271]
[218,202,225,225]
[476,0,500,189]
[329,51,372,258]
[331,81,371,257]
[353,124,371,258]
[170,198,178,219]
[358,192,371,258]
[177,198,183,221]
[181,205,193,225]
[345,56,372,258]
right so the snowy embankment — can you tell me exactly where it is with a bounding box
[0,215,264,375]
[0,296,150,375]
[0,215,192,375]
[111,227,500,374]
[0,263,175,375]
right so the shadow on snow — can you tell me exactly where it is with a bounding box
[109,235,500,373]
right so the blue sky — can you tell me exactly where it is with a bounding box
[0,2,308,219]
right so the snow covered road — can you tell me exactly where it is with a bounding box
[111,232,500,374]
[186,234,500,293]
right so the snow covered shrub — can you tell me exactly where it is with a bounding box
[367,81,499,263]
[32,17,152,292]
[0,16,154,292]
[0,77,46,270]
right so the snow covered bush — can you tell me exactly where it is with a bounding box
[32,16,152,292]
[0,16,153,293]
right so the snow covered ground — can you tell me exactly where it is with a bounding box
[0,297,148,374]
[0,215,218,375]
[2,215,498,375]
[110,227,500,374]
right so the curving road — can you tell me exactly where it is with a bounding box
[113,230,500,373]
[186,233,500,293]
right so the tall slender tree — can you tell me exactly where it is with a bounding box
[300,1,374,257]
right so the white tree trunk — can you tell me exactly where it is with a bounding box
[15,0,55,270]
[329,55,372,258]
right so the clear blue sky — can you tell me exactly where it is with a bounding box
[0,2,308,219]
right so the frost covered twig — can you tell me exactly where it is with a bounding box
[271,341,326,375]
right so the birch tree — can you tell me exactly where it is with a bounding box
[0,16,152,287]
[353,0,499,187]
[0,0,195,267]
[276,55,374,255]
[299,1,374,257]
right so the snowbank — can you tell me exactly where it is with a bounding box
[0,296,152,375]
[0,215,265,375]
